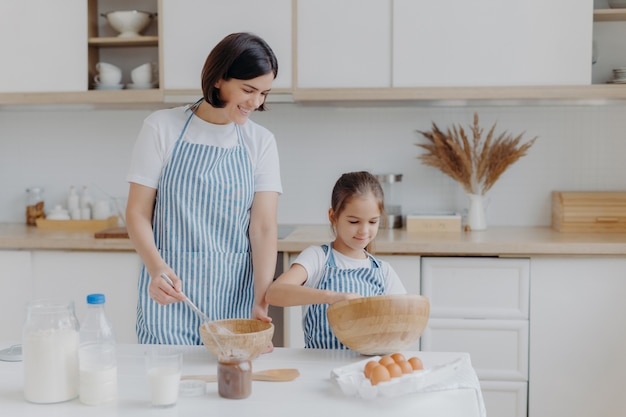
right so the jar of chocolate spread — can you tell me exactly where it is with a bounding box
[217,355,252,399]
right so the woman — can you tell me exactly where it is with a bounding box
[126,32,281,345]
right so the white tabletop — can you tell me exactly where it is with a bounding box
[0,344,485,417]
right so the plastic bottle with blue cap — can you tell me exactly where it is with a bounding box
[78,293,118,405]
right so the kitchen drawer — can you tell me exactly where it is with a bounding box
[421,257,529,319]
[480,380,528,417]
[421,318,529,381]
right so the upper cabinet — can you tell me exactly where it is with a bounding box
[0,1,87,93]
[392,0,591,87]
[161,0,292,93]
[4,0,626,105]
[296,0,391,88]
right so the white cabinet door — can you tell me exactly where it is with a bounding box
[296,0,391,88]
[0,250,32,341]
[421,318,529,381]
[31,251,142,344]
[0,1,87,93]
[392,0,592,87]
[421,257,529,319]
[480,381,528,417]
[529,257,626,417]
[162,0,292,90]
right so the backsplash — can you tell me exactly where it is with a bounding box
[1,103,626,227]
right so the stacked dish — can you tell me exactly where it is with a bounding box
[611,68,626,84]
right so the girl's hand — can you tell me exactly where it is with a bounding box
[330,292,362,304]
[148,270,186,305]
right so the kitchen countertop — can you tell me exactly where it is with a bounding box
[1,222,626,256]
[0,343,483,417]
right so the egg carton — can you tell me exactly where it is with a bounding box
[330,355,473,400]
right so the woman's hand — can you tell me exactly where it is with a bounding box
[148,270,186,305]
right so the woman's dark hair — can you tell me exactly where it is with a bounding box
[201,32,278,111]
[330,171,386,252]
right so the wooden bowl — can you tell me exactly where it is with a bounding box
[326,294,430,355]
[199,319,274,359]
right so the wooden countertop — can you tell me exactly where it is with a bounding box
[1,223,626,256]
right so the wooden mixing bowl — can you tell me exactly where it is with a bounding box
[326,294,430,355]
[200,318,274,359]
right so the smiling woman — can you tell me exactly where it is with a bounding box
[125,32,283,345]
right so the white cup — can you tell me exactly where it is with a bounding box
[96,62,121,73]
[130,62,154,85]
[94,72,122,86]
[95,62,122,85]
[93,200,111,219]
[146,350,182,408]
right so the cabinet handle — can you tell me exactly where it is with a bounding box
[596,217,619,223]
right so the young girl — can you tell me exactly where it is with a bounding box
[265,171,406,349]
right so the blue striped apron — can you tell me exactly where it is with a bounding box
[303,243,386,349]
[136,101,255,345]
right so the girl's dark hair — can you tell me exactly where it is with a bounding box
[330,171,386,253]
[201,32,278,111]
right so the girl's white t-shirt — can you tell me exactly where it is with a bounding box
[126,104,282,193]
[293,245,407,294]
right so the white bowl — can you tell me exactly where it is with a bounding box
[101,10,156,38]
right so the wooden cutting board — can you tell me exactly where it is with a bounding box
[94,226,129,239]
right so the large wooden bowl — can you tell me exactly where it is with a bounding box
[326,294,430,355]
[200,318,274,360]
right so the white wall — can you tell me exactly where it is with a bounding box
[2,103,626,227]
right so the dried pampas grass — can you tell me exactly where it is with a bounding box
[416,113,537,195]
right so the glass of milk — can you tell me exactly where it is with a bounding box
[145,349,183,407]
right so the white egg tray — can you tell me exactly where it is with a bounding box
[330,355,467,399]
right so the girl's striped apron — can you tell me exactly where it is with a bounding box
[136,102,255,345]
[303,243,386,349]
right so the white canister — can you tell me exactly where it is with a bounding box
[93,200,111,220]
[22,300,80,403]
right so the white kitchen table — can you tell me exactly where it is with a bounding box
[0,343,485,417]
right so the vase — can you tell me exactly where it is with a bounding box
[466,194,487,231]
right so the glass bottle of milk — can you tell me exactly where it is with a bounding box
[78,294,118,405]
[22,300,80,403]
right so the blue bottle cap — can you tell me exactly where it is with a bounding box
[86,293,106,304]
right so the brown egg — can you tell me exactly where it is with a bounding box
[364,360,380,379]
[370,364,391,385]
[378,355,395,366]
[391,352,406,363]
[385,362,403,378]
[397,360,414,374]
[408,356,424,371]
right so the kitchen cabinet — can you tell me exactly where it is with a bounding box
[420,257,530,417]
[528,257,626,417]
[0,1,87,93]
[592,8,626,85]
[393,0,590,87]
[161,0,292,94]
[296,0,391,88]
[88,0,160,91]
[283,254,421,348]
[31,250,142,344]
[0,251,33,342]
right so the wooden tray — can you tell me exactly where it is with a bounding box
[36,216,119,233]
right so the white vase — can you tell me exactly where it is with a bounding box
[467,194,487,231]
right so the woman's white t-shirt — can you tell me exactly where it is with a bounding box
[126,104,282,193]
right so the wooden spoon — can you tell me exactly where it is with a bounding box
[181,368,300,382]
